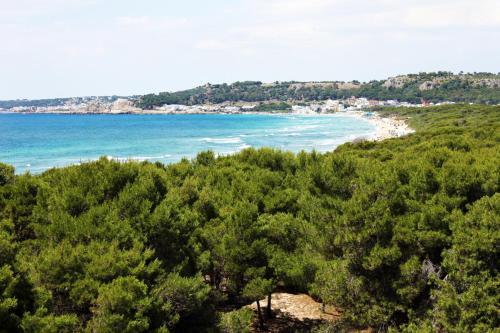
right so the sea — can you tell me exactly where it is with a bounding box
[0,113,375,174]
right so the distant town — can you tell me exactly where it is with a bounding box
[3,72,499,114]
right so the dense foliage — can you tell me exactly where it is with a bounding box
[253,102,292,112]
[0,104,498,332]
[136,72,500,108]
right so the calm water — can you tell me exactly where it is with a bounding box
[0,113,375,174]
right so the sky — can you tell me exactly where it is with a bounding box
[1,0,499,100]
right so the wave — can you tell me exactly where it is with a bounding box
[201,137,242,144]
[277,124,321,133]
[106,154,172,162]
[237,144,252,150]
[315,134,359,146]
[315,139,339,146]
[218,144,253,155]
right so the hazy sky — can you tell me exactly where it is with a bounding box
[1,0,499,99]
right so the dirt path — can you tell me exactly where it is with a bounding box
[249,292,341,321]
[245,292,341,332]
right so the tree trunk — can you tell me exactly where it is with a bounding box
[266,293,273,318]
[256,300,265,330]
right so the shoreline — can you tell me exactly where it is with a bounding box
[337,110,414,141]
[0,109,414,142]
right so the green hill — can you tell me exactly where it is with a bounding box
[137,72,500,108]
[3,72,499,110]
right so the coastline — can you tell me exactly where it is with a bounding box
[0,109,414,142]
[337,110,414,141]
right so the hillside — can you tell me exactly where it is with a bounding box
[0,104,499,332]
[2,72,500,110]
[137,72,500,108]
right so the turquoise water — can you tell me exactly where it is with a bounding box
[0,113,375,174]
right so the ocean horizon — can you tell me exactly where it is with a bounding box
[0,113,375,174]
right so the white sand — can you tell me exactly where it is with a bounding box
[340,111,414,141]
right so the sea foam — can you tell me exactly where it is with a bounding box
[201,137,243,144]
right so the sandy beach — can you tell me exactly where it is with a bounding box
[340,110,414,141]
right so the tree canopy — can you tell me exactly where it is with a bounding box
[0,104,498,332]
[136,73,500,108]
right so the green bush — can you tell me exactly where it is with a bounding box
[218,308,253,333]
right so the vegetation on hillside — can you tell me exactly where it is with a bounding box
[3,72,499,110]
[136,72,500,108]
[253,102,292,112]
[0,104,498,332]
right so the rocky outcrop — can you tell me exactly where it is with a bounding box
[337,82,362,89]
[110,98,142,113]
[419,81,439,91]
[418,77,448,91]
[383,76,411,89]
[82,101,110,113]
[470,78,500,89]
[288,82,361,90]
[418,76,500,91]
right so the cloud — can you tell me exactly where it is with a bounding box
[255,0,341,14]
[63,45,109,58]
[195,39,229,51]
[115,16,191,31]
[231,22,322,45]
[404,1,500,28]
[0,0,96,20]
[0,0,499,99]
[250,0,500,29]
